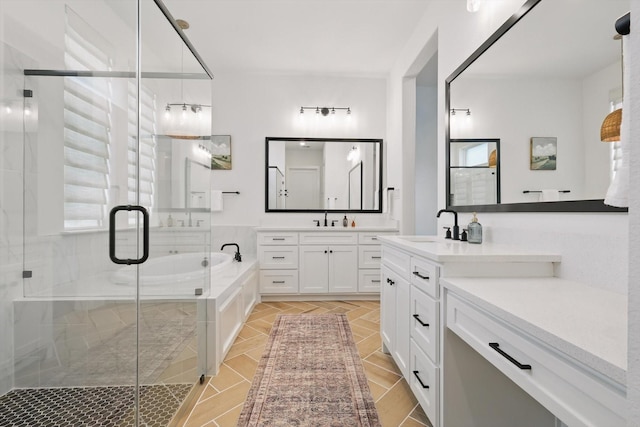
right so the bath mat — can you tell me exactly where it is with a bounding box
[237,313,381,426]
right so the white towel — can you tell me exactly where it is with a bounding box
[604,34,629,208]
[539,189,560,202]
[211,190,223,212]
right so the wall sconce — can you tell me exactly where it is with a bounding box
[467,0,481,13]
[299,106,351,116]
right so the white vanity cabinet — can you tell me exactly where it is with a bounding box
[257,232,299,294]
[299,242,358,293]
[380,243,441,424]
[257,228,397,298]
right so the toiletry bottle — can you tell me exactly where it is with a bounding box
[467,212,482,244]
[343,215,348,227]
[351,217,356,227]
[167,214,174,227]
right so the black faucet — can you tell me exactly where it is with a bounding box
[436,209,459,240]
[220,243,242,262]
[324,211,328,227]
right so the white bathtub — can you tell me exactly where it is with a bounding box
[111,252,233,295]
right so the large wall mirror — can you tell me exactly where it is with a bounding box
[265,137,383,213]
[446,0,629,212]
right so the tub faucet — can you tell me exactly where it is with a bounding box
[436,209,459,240]
[220,243,242,262]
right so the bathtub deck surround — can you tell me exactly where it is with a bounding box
[378,235,626,426]
[256,226,398,299]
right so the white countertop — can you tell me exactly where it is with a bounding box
[378,235,561,263]
[256,226,398,232]
[442,277,627,385]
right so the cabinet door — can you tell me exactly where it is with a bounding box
[328,245,358,293]
[380,266,396,354]
[394,273,411,378]
[299,246,329,293]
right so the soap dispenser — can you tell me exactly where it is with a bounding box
[342,215,348,227]
[467,212,482,244]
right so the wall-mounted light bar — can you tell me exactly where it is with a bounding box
[450,108,471,116]
[299,106,351,116]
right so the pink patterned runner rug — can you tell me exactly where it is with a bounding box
[237,313,381,426]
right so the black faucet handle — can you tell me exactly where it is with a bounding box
[443,226,452,239]
[331,220,339,227]
[460,229,468,242]
[313,220,320,227]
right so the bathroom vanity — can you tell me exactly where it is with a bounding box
[378,236,627,427]
[256,227,397,299]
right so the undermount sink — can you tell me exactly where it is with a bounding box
[399,236,441,243]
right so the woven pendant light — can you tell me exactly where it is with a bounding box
[600,108,622,142]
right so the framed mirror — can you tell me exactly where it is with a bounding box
[265,137,383,213]
[445,0,629,212]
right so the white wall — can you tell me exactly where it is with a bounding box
[415,84,438,234]
[210,72,391,227]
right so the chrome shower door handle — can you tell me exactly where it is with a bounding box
[109,205,149,265]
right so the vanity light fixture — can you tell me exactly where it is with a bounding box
[450,108,471,116]
[299,106,352,116]
[467,0,481,13]
[162,19,212,139]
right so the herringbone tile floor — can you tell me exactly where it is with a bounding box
[174,300,430,427]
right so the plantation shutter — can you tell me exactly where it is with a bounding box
[63,11,112,230]
[128,82,157,224]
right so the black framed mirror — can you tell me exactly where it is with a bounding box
[445,0,628,213]
[265,137,383,213]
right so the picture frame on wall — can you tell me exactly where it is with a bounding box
[211,135,232,170]
[530,137,557,170]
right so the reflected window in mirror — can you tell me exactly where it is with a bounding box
[265,137,383,213]
[445,0,628,213]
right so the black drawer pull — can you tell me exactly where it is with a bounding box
[272,256,285,259]
[272,238,286,241]
[386,278,394,286]
[371,237,378,240]
[371,256,381,259]
[371,280,381,283]
[489,343,532,370]
[413,271,429,280]
[412,314,429,327]
[272,280,285,284]
[412,371,429,389]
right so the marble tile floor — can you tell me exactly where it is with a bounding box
[175,300,431,427]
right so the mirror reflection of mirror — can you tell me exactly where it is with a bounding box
[447,0,629,210]
[265,137,382,212]
[449,139,500,206]
[156,135,212,210]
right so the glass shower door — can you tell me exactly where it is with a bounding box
[2,0,212,426]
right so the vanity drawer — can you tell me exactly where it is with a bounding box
[259,270,299,293]
[410,285,439,363]
[358,246,382,269]
[446,292,626,427]
[410,256,439,299]
[258,246,299,269]
[299,232,357,245]
[358,269,381,293]
[257,232,298,245]
[382,246,410,276]
[410,339,439,427]
[358,232,394,244]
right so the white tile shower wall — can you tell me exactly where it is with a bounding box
[0,41,38,395]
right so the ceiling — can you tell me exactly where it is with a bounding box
[162,0,432,77]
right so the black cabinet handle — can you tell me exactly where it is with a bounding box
[109,205,149,265]
[412,371,429,389]
[372,256,381,259]
[386,278,394,286]
[413,271,429,280]
[324,250,328,253]
[329,250,333,253]
[489,343,532,370]
[272,256,286,259]
[371,280,381,283]
[272,280,285,284]
[272,238,285,241]
[412,314,429,327]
